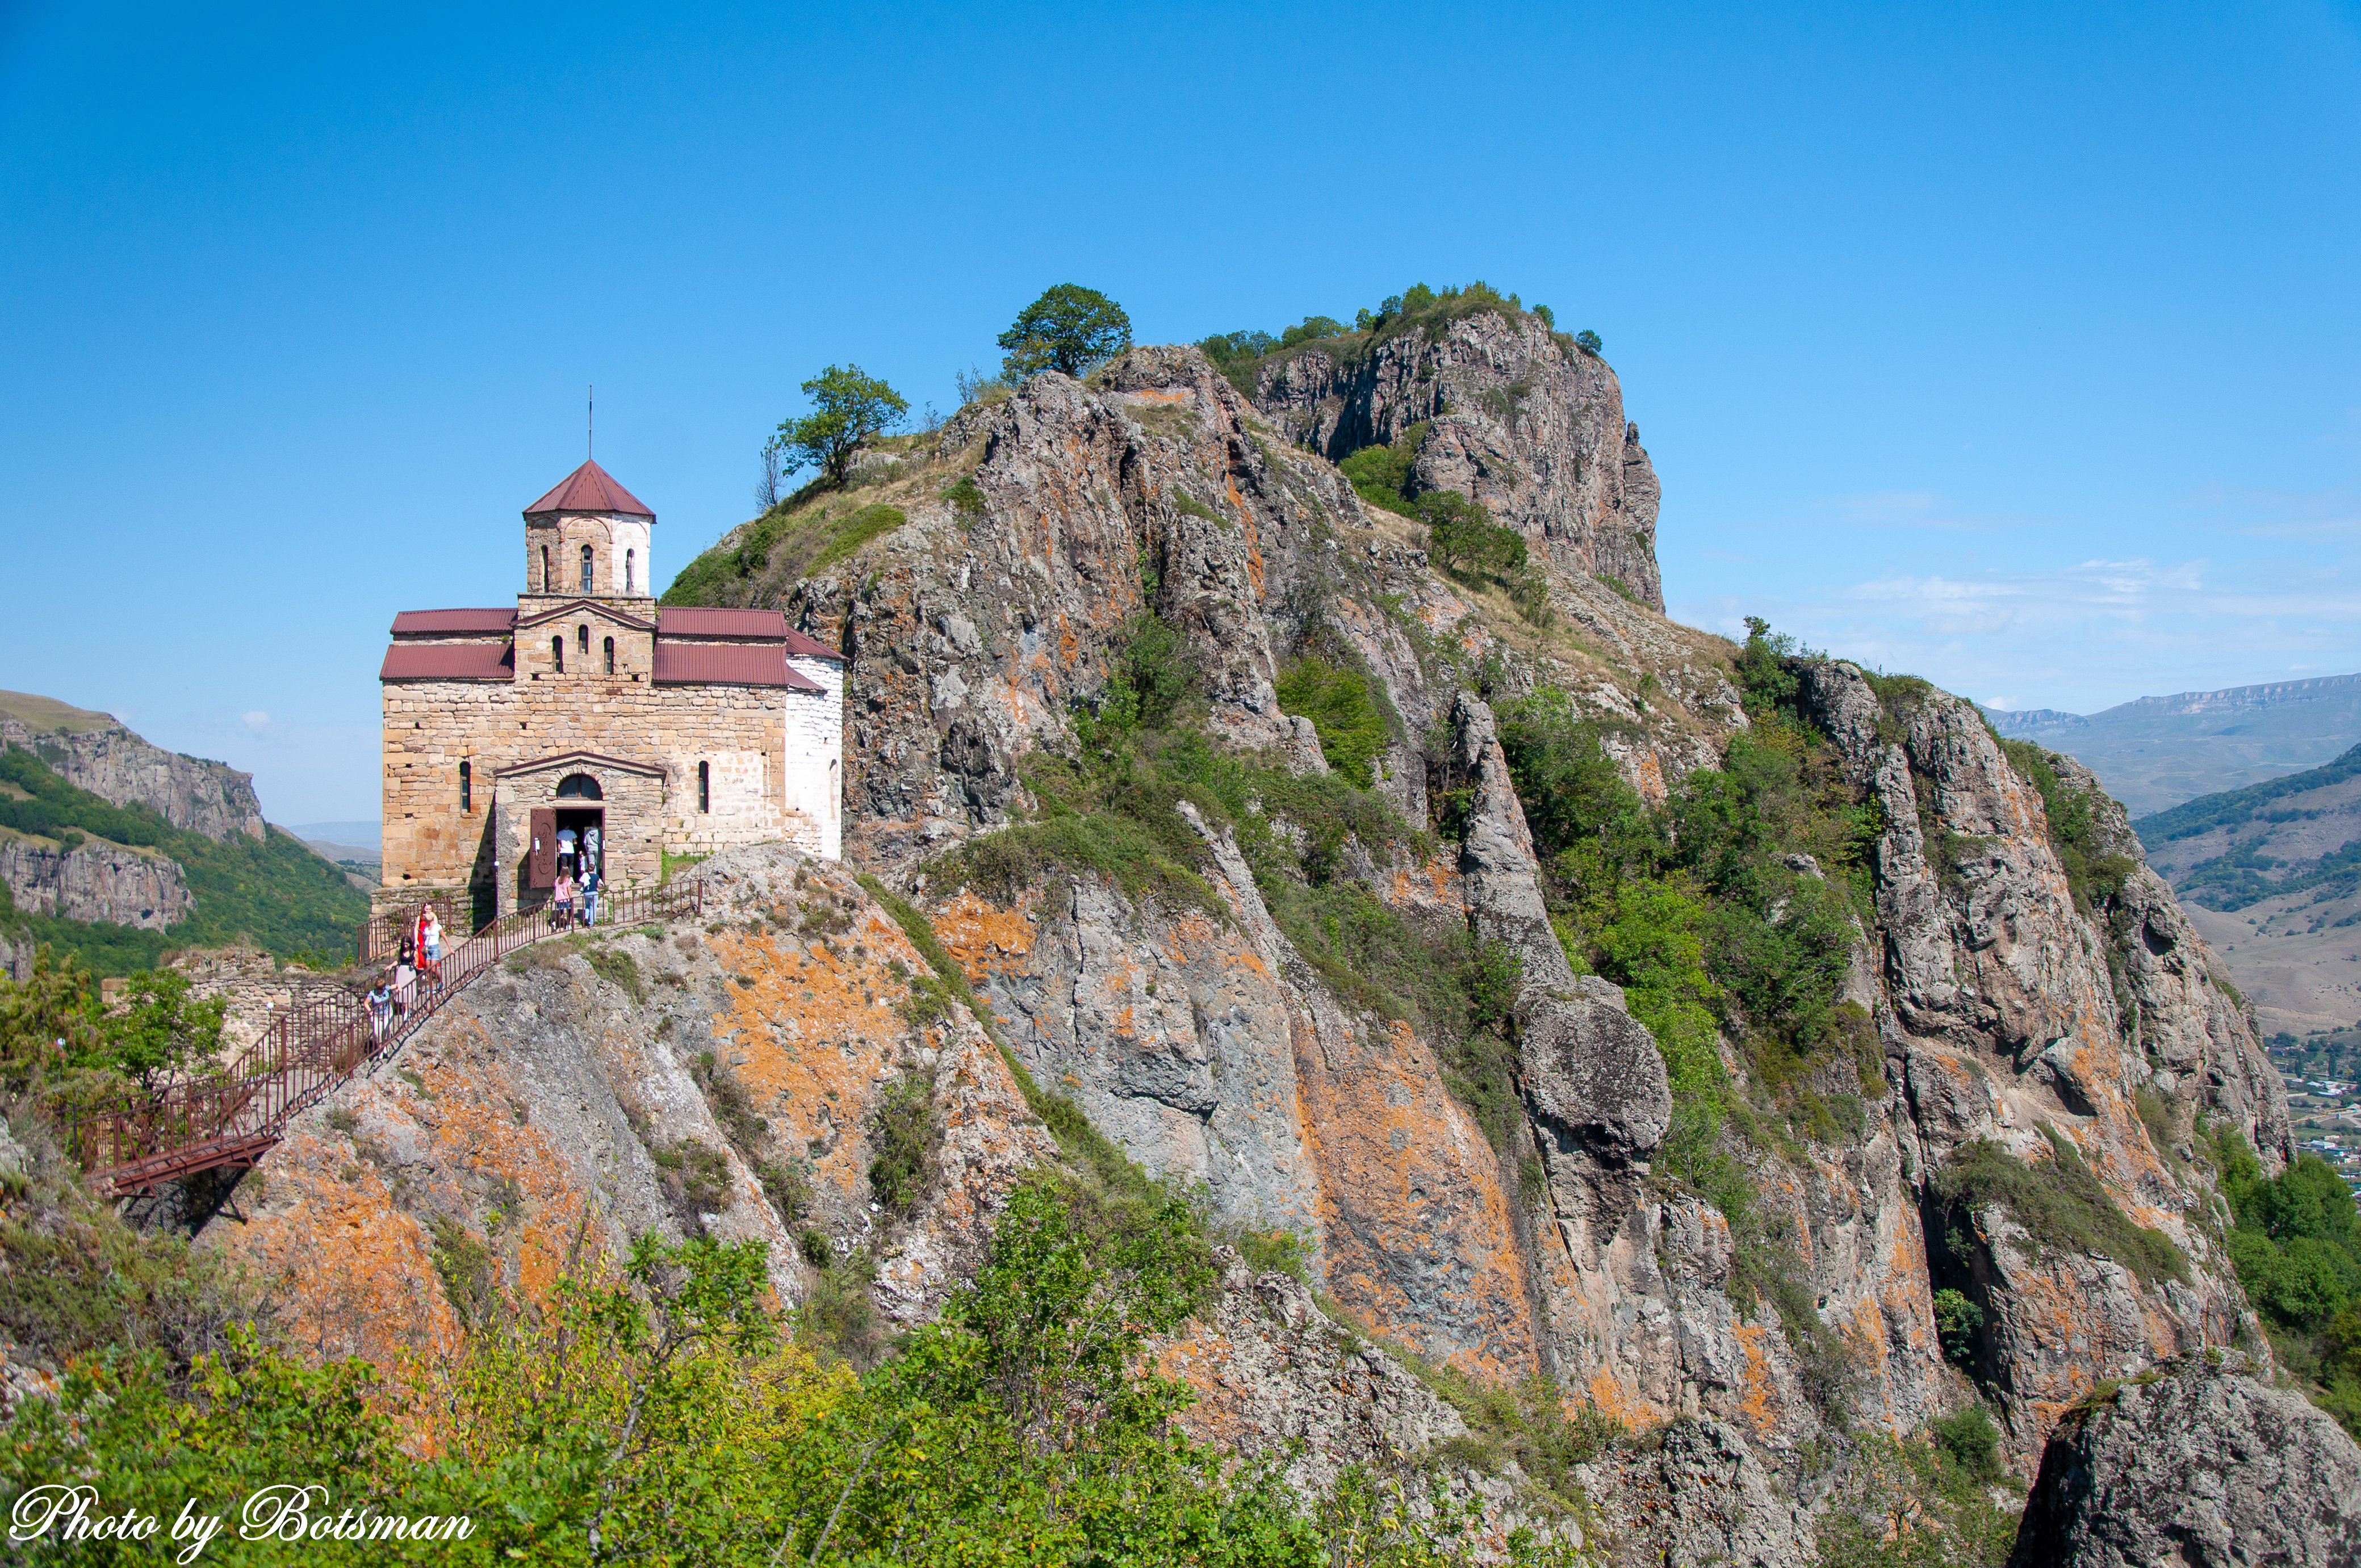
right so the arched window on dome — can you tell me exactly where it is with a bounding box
[540,544,551,592]
[625,548,635,594]
[580,543,595,593]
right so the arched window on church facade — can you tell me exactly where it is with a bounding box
[577,624,589,657]
[697,761,710,813]
[552,635,564,673]
[604,636,615,674]
[625,548,635,593]
[580,543,594,593]
[459,759,471,812]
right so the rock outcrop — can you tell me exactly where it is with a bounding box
[170,320,2306,1555]
[199,847,1056,1362]
[0,833,190,929]
[1795,661,2284,1449]
[1249,311,1665,609]
[2008,1355,2361,1566]
[1,712,265,844]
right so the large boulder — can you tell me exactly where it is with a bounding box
[2008,1355,2361,1567]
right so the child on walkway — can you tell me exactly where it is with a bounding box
[552,868,575,930]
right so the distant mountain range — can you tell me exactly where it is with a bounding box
[2133,741,2361,1036]
[1986,672,2361,817]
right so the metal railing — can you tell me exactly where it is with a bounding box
[68,878,705,1196]
[359,891,473,964]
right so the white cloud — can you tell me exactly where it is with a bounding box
[1671,551,2361,716]
[241,710,270,732]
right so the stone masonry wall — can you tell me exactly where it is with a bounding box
[382,670,829,914]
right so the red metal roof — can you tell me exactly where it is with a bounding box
[391,607,517,636]
[656,607,786,640]
[655,607,845,663]
[524,459,654,520]
[782,627,843,664]
[652,641,823,691]
[380,642,514,682]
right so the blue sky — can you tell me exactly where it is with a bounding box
[2,2,2358,824]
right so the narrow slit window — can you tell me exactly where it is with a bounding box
[580,543,595,592]
[552,635,564,673]
[697,760,710,813]
[625,548,635,593]
[603,635,616,674]
[459,759,472,812]
[539,544,551,592]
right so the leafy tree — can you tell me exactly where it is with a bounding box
[998,284,1133,380]
[1420,492,1526,582]
[0,947,225,1101]
[1573,329,1603,357]
[777,364,907,486]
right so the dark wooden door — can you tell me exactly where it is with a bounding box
[529,807,557,888]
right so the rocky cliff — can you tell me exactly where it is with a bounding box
[197,318,2299,1558]
[2008,1354,2361,1566]
[0,833,190,928]
[1248,310,1665,609]
[0,705,265,844]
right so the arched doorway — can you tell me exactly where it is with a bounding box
[554,773,604,878]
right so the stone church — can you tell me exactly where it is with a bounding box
[377,458,842,928]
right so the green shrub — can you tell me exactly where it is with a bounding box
[942,476,986,516]
[811,502,909,573]
[688,1050,768,1153]
[868,1068,939,1219]
[1933,1287,1984,1370]
[1336,422,1428,517]
[1573,330,1602,357]
[1276,655,1390,786]
[650,1137,734,1235]
[1933,1134,2187,1286]
[428,1215,497,1327]
[583,944,644,1001]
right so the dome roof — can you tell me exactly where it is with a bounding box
[523,459,654,521]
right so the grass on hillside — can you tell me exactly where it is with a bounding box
[0,744,365,973]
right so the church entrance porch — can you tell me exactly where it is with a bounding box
[492,751,665,919]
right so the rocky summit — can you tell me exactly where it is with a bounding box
[23,297,2352,1562]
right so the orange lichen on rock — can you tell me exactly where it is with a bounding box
[1290,1016,1542,1382]
[1735,1323,1778,1436]
[929,891,1039,986]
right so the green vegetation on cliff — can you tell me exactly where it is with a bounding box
[0,1108,1566,1565]
[2213,1126,2361,1438]
[1199,279,1584,399]
[0,741,366,972]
